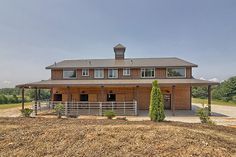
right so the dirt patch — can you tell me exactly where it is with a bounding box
[0,118,236,157]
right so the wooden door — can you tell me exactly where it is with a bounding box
[163,94,171,109]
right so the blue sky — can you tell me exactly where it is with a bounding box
[0,0,236,88]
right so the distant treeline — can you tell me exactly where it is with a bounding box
[0,88,50,104]
[192,76,236,103]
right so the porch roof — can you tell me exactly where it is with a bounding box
[16,78,219,88]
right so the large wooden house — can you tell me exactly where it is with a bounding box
[17,44,218,116]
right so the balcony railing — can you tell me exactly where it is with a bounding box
[33,100,138,116]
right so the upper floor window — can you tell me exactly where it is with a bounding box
[141,68,155,78]
[167,67,186,78]
[123,68,130,76]
[108,69,118,78]
[82,69,89,76]
[94,69,104,78]
[63,69,77,79]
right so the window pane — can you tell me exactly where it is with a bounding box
[123,68,130,76]
[167,68,185,77]
[63,70,77,79]
[141,68,154,78]
[80,94,88,101]
[82,69,89,76]
[108,69,118,78]
[107,94,116,101]
[94,69,104,78]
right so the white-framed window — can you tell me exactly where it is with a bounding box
[123,68,130,76]
[94,69,104,78]
[141,68,155,78]
[108,69,118,78]
[82,69,89,76]
[63,69,77,79]
[166,67,186,78]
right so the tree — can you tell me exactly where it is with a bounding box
[212,76,236,101]
[25,89,51,100]
[149,80,165,122]
[192,87,208,99]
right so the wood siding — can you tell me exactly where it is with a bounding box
[52,85,191,110]
[51,69,63,80]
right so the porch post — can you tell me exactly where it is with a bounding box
[50,88,53,101]
[135,85,139,111]
[38,89,41,111]
[38,89,41,100]
[171,85,175,116]
[34,88,38,115]
[190,86,192,110]
[208,85,212,116]
[21,87,25,110]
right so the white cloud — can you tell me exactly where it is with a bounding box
[199,77,206,80]
[208,78,219,82]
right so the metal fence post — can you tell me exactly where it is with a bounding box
[99,102,102,116]
[134,101,137,116]
[124,102,126,115]
[112,102,114,111]
[88,102,90,114]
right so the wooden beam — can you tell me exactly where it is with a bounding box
[35,88,38,101]
[171,85,176,116]
[21,88,25,110]
[190,86,192,110]
[38,89,41,100]
[50,88,53,101]
[208,85,212,116]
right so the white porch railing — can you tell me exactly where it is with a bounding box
[32,100,138,116]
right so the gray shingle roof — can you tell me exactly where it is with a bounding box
[114,43,126,48]
[46,57,198,69]
[16,78,218,88]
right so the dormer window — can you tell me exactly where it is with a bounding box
[82,69,89,76]
[108,69,118,78]
[63,69,77,79]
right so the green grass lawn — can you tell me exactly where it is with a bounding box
[192,98,236,107]
[0,102,32,109]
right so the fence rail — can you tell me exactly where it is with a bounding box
[32,100,138,116]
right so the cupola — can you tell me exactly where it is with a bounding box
[114,44,126,60]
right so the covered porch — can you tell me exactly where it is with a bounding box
[16,78,218,116]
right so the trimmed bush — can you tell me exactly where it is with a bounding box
[54,104,64,118]
[149,80,165,122]
[21,108,33,117]
[104,110,116,119]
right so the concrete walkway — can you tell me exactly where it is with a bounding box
[127,103,236,126]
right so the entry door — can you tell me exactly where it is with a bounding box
[163,94,171,109]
